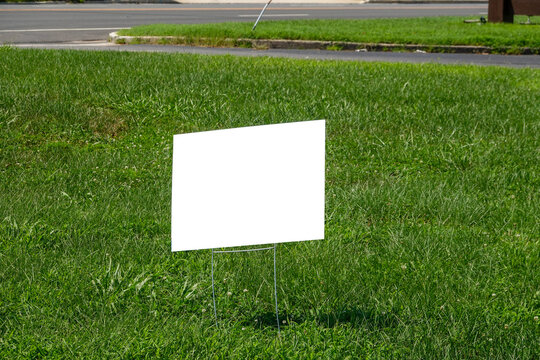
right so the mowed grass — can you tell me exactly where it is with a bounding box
[119,16,540,49]
[0,47,539,358]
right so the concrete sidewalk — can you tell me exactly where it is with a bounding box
[77,0,488,4]
[4,0,489,4]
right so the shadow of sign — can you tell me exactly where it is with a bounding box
[242,307,399,330]
[314,307,400,329]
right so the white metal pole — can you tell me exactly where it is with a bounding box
[252,0,273,32]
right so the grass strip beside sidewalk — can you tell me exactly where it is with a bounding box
[117,17,540,54]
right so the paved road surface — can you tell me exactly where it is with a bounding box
[14,41,540,68]
[0,3,487,43]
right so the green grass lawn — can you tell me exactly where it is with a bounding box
[0,47,539,358]
[118,16,540,50]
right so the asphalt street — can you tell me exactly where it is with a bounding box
[1,3,488,43]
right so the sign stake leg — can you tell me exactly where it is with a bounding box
[211,248,218,327]
[273,243,281,333]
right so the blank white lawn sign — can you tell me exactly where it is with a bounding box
[171,120,325,252]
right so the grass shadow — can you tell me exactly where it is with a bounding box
[240,307,399,330]
[314,307,399,329]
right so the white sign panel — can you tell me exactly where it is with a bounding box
[171,120,325,252]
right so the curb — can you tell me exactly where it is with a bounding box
[109,32,539,55]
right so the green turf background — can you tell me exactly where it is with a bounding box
[0,47,539,358]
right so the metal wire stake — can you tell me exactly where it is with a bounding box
[211,245,280,332]
[215,246,273,254]
[273,243,280,332]
[211,248,218,327]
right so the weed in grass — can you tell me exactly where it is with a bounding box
[326,45,343,51]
